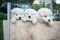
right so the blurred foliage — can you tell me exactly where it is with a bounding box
[0,20,3,40]
[18,0,34,4]
[55,4,60,10]
[33,4,43,11]
[45,4,51,8]
[0,13,6,40]
[0,0,34,4]
[0,20,3,29]
[0,13,7,20]
[52,0,60,10]
[0,28,3,40]
[33,4,51,11]
[0,13,4,40]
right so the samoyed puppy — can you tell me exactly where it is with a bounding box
[27,8,57,40]
[37,8,53,25]
[10,8,29,40]
[11,8,25,23]
[23,9,38,24]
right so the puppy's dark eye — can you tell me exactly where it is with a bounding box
[45,16,47,17]
[16,14,18,16]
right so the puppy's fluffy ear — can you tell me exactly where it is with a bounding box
[11,17,16,24]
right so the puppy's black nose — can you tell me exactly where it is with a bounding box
[19,17,21,20]
[28,16,31,18]
[48,19,50,22]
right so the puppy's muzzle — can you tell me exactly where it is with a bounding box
[28,16,31,18]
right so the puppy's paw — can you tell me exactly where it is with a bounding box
[22,18,27,23]
[11,18,16,24]
[32,20,37,24]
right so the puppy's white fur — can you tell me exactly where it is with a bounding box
[23,9,38,24]
[10,20,30,40]
[11,8,24,23]
[29,22,57,40]
[10,8,31,40]
[27,8,56,40]
[38,8,53,25]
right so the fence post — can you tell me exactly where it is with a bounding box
[7,2,11,40]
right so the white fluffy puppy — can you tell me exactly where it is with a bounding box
[10,8,29,40]
[38,8,53,25]
[28,8,56,40]
[23,9,38,24]
[11,8,24,23]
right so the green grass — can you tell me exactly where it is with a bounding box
[0,20,3,29]
[0,20,3,40]
[0,13,7,20]
[0,13,7,40]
